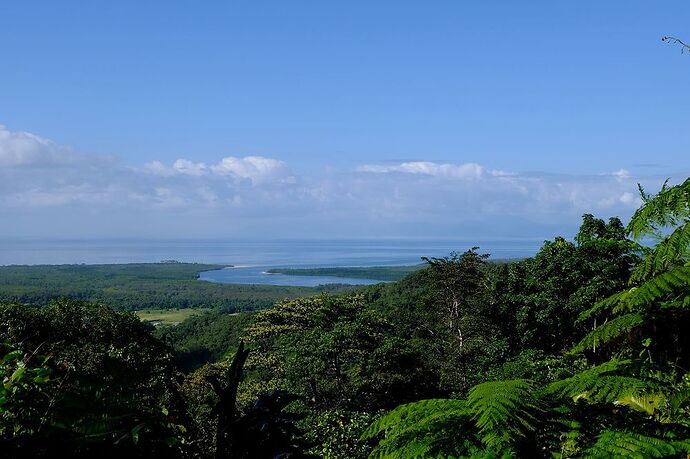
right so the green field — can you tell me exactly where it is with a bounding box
[135,308,212,326]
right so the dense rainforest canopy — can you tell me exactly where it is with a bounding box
[0,263,339,312]
[2,178,690,458]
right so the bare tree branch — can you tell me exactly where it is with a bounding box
[662,36,690,54]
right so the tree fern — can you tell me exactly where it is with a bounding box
[580,266,690,321]
[572,312,644,353]
[363,381,542,457]
[630,265,690,305]
[628,178,690,240]
[616,392,664,415]
[467,379,541,450]
[365,178,690,458]
[362,399,476,458]
[630,223,690,282]
[546,360,654,405]
[585,430,690,458]
[578,289,637,322]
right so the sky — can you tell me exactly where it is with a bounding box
[0,1,689,239]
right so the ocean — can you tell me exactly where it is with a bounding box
[0,239,545,286]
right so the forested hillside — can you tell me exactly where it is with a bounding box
[2,179,690,458]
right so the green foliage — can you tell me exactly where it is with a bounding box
[546,360,653,405]
[468,380,541,450]
[493,215,637,353]
[0,263,326,312]
[266,265,422,282]
[363,381,542,457]
[586,430,690,458]
[422,249,490,346]
[0,299,188,457]
[305,410,379,459]
[576,181,690,366]
[419,249,516,395]
[182,343,312,459]
[243,294,437,412]
[572,313,645,353]
[0,343,52,441]
[156,310,255,371]
[630,222,690,282]
[366,180,690,458]
[7,180,690,457]
[628,178,690,240]
[363,399,476,458]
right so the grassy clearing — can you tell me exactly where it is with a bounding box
[135,308,212,326]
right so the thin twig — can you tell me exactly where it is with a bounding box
[662,36,690,54]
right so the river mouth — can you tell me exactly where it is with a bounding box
[198,265,385,287]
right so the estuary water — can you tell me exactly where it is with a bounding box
[0,239,544,286]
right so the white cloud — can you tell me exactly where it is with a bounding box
[143,160,175,176]
[351,161,656,222]
[0,125,112,168]
[358,161,486,179]
[210,155,292,184]
[620,191,642,207]
[612,169,631,179]
[173,159,208,176]
[0,125,60,167]
[146,155,293,185]
[0,125,674,238]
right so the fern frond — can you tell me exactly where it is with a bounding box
[572,313,644,353]
[668,386,690,415]
[363,399,476,458]
[465,450,517,459]
[578,290,633,322]
[69,413,134,439]
[547,360,653,405]
[615,393,664,415]
[630,222,690,282]
[628,178,690,240]
[585,430,690,458]
[467,379,541,450]
[580,267,690,322]
[632,266,690,303]
[363,399,468,435]
[659,294,690,310]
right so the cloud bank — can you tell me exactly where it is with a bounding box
[0,125,669,239]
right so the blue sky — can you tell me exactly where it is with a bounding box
[0,1,689,239]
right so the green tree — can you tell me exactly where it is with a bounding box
[243,294,434,411]
[422,249,490,348]
[0,343,52,446]
[0,300,188,458]
[494,215,637,353]
[365,179,690,457]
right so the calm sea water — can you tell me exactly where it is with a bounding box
[0,239,544,286]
